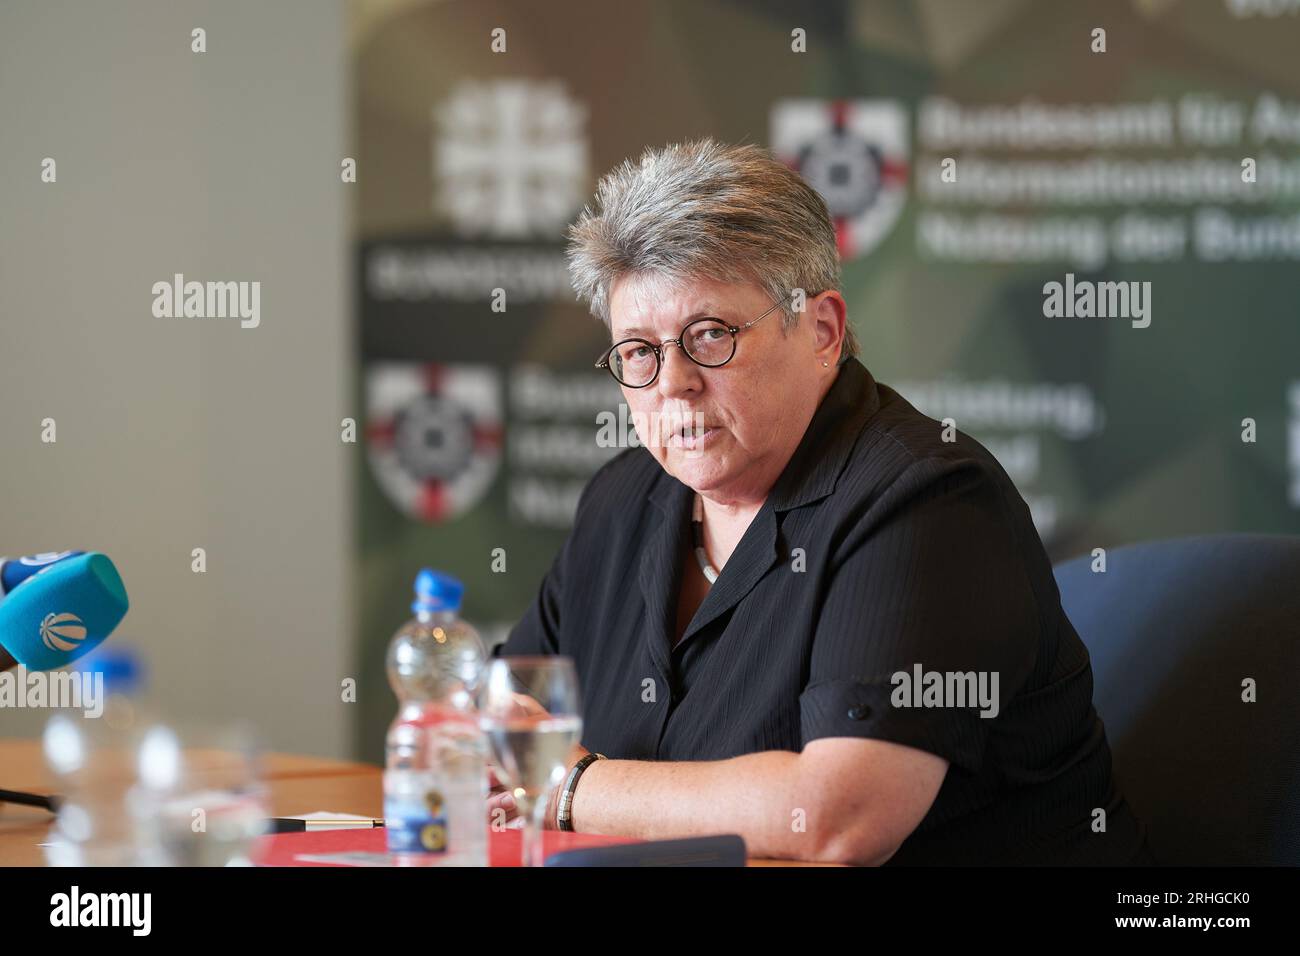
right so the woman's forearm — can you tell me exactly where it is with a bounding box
[568,749,829,862]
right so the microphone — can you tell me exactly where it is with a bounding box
[0,551,86,601]
[0,553,128,672]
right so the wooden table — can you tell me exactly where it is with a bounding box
[0,738,834,866]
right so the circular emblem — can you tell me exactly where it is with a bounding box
[393,395,476,484]
[797,129,882,221]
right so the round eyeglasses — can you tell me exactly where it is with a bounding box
[595,297,792,388]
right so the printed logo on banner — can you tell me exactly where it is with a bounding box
[771,99,909,259]
[366,363,504,523]
[432,79,589,239]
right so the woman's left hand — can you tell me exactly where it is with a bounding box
[487,727,591,830]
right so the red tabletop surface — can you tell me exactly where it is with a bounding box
[254,826,643,867]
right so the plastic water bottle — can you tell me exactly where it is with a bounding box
[42,646,153,866]
[383,569,489,866]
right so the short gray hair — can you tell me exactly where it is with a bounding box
[565,138,859,365]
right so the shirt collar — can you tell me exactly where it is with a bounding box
[648,356,880,514]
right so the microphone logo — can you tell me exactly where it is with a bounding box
[40,612,87,652]
[20,551,75,567]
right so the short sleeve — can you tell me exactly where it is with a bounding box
[798,456,1040,774]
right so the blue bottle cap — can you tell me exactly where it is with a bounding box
[74,645,145,697]
[412,569,464,614]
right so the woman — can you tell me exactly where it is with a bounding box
[491,138,1152,866]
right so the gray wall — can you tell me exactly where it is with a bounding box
[0,0,354,759]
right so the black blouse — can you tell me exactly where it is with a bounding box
[495,357,1152,865]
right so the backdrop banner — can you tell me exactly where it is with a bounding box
[351,0,1300,761]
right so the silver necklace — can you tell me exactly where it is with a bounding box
[692,494,719,584]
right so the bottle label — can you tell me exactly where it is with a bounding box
[384,773,449,855]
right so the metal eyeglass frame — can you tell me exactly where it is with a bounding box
[595,294,803,388]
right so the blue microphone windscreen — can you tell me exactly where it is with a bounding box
[0,553,128,671]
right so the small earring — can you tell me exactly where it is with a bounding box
[822,361,828,367]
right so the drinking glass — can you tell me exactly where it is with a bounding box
[477,656,582,867]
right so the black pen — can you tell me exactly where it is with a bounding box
[266,817,386,833]
[0,789,62,813]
